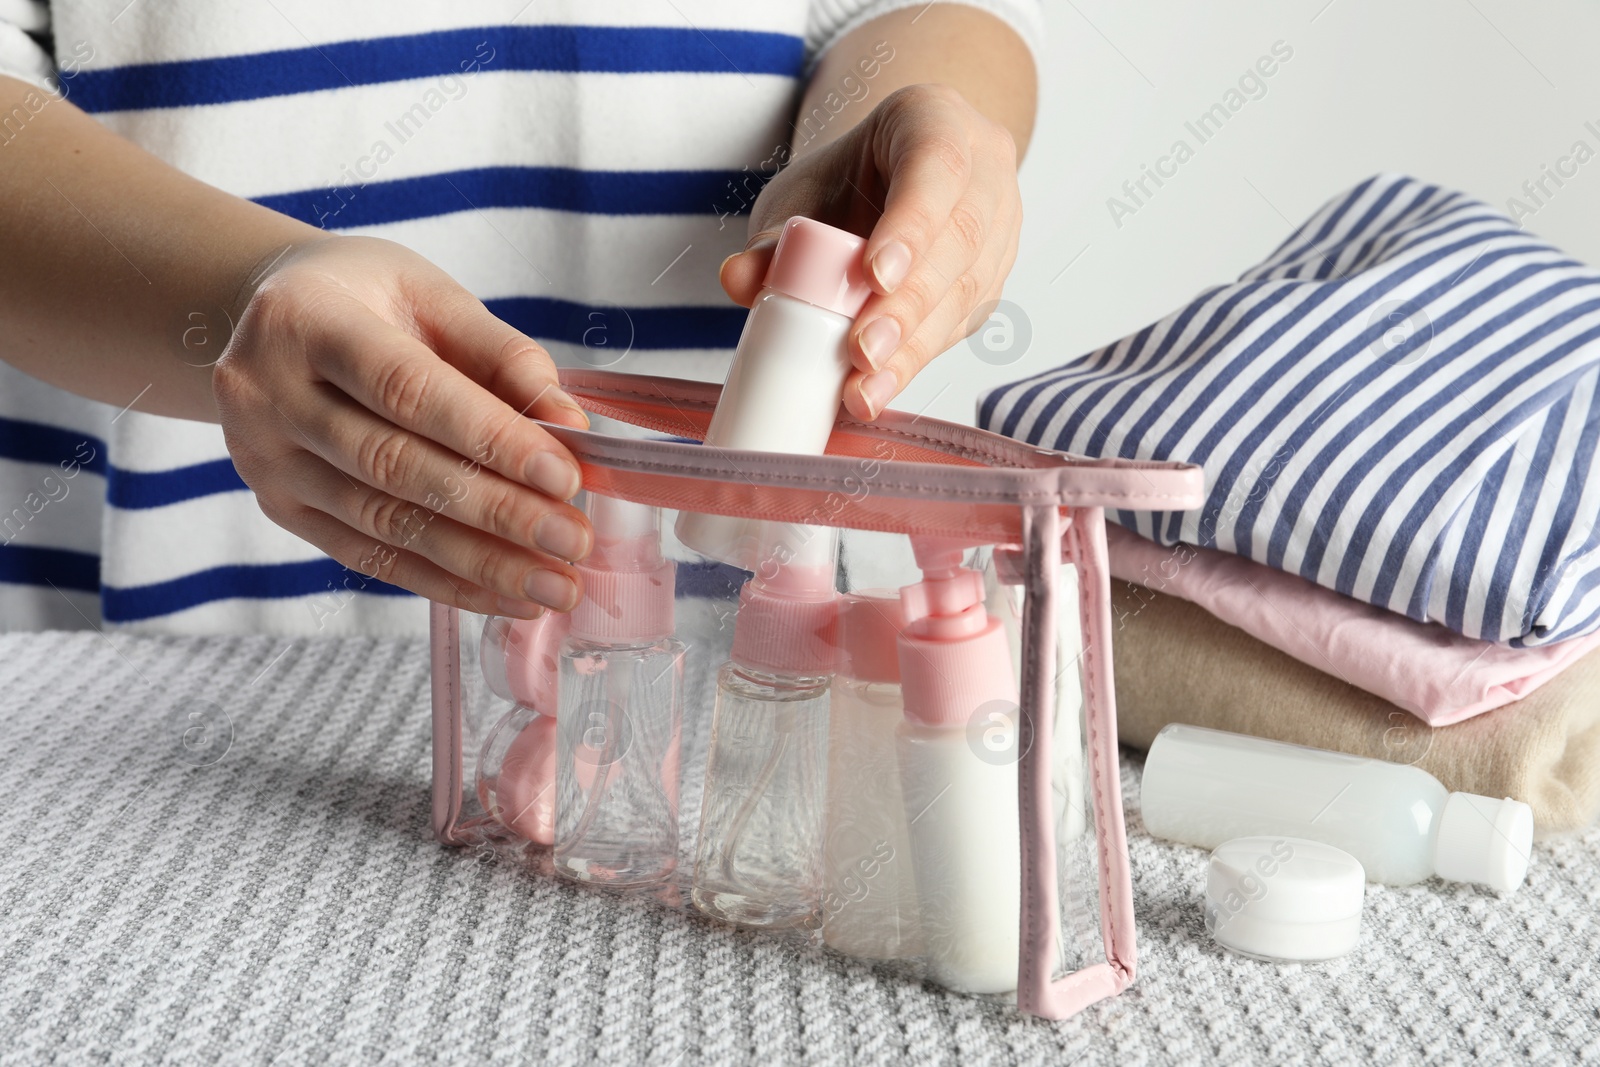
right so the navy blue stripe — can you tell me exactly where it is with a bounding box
[254,166,755,229]
[1347,320,1600,607]
[0,543,100,593]
[0,417,107,475]
[1257,175,1377,278]
[1250,175,1375,276]
[1516,385,1600,636]
[1189,222,1527,560]
[97,556,747,623]
[73,26,804,113]
[1437,446,1516,634]
[1306,283,1600,588]
[1253,250,1570,569]
[1475,401,1571,640]
[486,297,745,352]
[107,458,249,510]
[1311,177,1407,280]
[101,559,411,623]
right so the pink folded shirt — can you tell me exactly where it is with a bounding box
[1105,526,1600,726]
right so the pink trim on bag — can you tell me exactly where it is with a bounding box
[431,600,469,846]
[429,370,1201,1020]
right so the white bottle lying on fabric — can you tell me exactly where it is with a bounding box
[675,217,872,569]
[1141,724,1535,892]
[895,539,1021,995]
[822,591,921,961]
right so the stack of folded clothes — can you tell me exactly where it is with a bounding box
[981,173,1600,836]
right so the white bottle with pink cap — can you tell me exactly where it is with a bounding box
[554,493,684,886]
[676,216,871,567]
[895,539,1022,994]
[692,521,840,928]
[822,591,922,960]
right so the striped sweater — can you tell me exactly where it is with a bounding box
[0,0,1044,635]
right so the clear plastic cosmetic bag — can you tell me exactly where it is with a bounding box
[429,368,1203,1019]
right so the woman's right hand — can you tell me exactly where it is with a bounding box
[213,235,592,619]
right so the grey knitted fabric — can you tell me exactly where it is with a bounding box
[1,631,1597,1065]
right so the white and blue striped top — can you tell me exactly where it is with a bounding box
[981,174,1600,648]
[0,0,1044,635]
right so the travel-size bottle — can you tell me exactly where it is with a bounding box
[675,217,872,568]
[895,539,1022,994]
[554,494,684,886]
[821,591,921,960]
[1141,724,1535,891]
[692,523,840,929]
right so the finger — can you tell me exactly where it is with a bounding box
[268,499,548,619]
[412,287,590,430]
[270,449,583,612]
[718,230,780,308]
[862,86,978,295]
[288,386,593,565]
[304,294,585,504]
[844,231,1013,421]
[850,183,1002,374]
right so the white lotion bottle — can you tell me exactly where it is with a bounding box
[1141,724,1535,891]
[822,591,921,960]
[895,539,1021,995]
[675,217,872,568]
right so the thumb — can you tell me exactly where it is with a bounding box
[718,231,781,308]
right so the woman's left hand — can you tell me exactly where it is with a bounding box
[719,83,1022,420]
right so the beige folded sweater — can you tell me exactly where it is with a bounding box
[1111,584,1600,837]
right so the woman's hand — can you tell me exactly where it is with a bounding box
[719,83,1023,420]
[213,235,592,618]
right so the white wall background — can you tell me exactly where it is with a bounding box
[899,0,1600,424]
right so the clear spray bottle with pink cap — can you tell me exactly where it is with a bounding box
[554,493,684,886]
[895,539,1022,994]
[691,521,840,928]
[675,216,871,568]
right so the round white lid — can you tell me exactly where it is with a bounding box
[1206,836,1365,962]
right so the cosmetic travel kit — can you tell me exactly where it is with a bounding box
[427,216,1536,1018]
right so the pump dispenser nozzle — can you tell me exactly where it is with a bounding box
[897,538,1017,727]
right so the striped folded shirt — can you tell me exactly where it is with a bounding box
[980,173,1600,647]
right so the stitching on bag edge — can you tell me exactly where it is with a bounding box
[1075,512,1128,988]
[577,451,1197,506]
[572,382,1198,483]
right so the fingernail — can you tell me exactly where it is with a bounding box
[526,451,581,501]
[524,569,579,612]
[859,370,899,418]
[858,317,901,370]
[535,513,591,562]
[553,390,590,429]
[871,242,913,292]
[494,596,545,619]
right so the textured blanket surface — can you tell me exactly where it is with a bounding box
[2,632,1596,1065]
